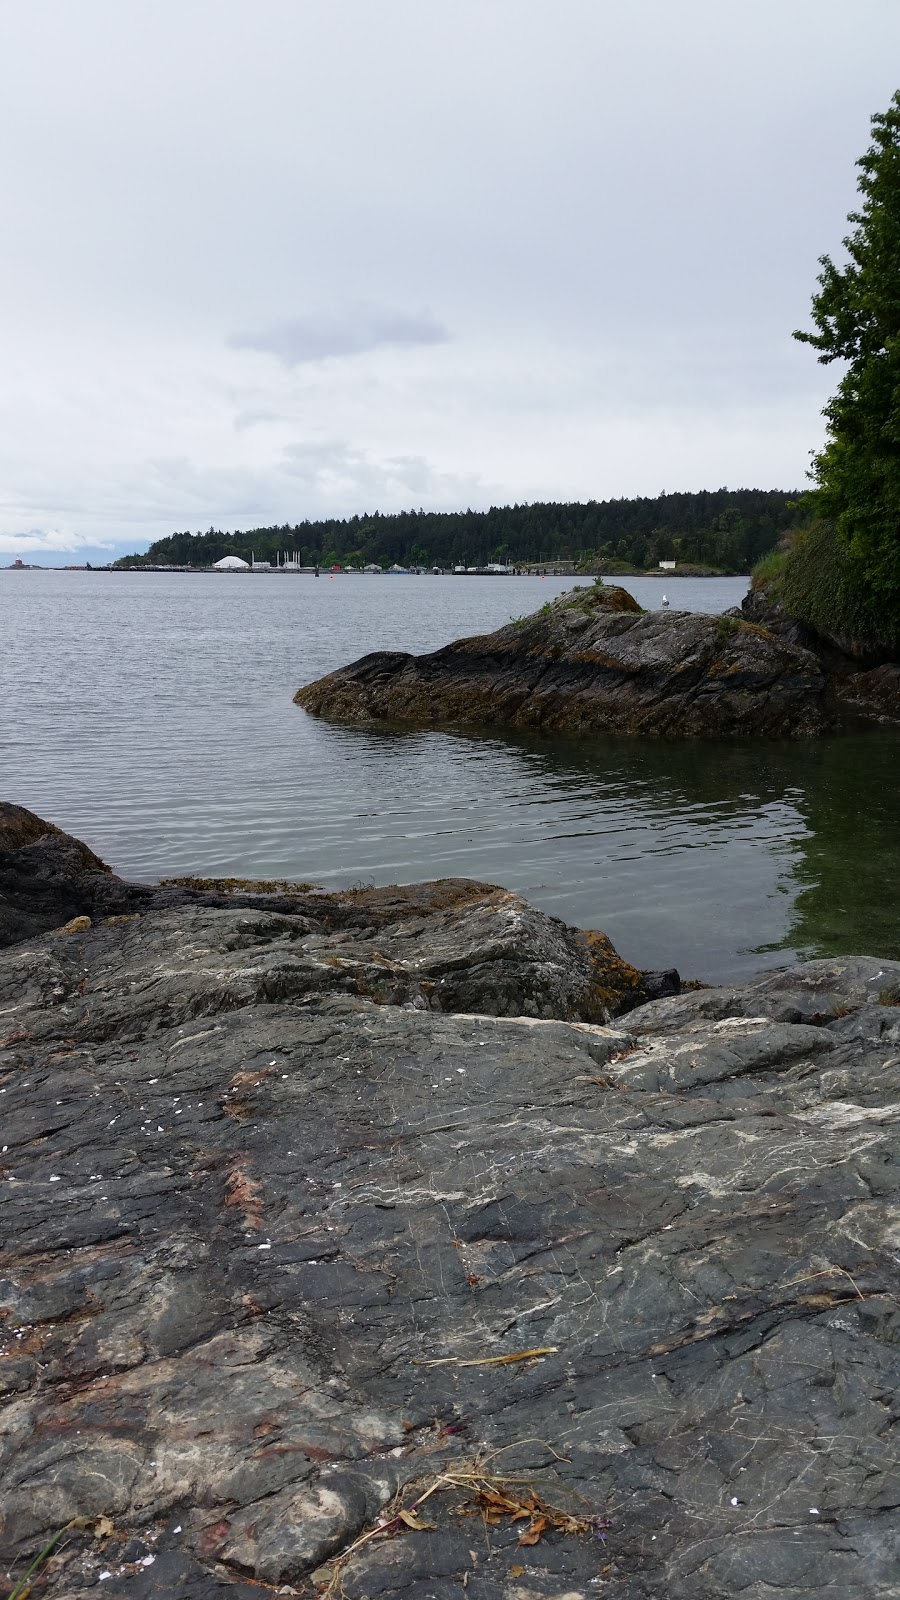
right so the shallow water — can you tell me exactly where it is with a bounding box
[3,569,898,981]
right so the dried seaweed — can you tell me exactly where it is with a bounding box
[314,1456,599,1597]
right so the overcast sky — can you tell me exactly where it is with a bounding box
[2,1,898,562]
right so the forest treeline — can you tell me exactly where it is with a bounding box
[115,488,805,573]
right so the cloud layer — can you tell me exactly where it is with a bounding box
[0,529,110,557]
[1,0,899,560]
[228,306,449,367]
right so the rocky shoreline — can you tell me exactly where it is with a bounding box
[294,582,900,738]
[2,807,899,1598]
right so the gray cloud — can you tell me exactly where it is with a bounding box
[0,527,111,556]
[0,443,488,552]
[233,408,286,432]
[278,439,483,506]
[228,306,450,368]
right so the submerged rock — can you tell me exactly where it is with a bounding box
[1,810,899,1597]
[295,583,832,738]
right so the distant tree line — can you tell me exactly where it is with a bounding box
[115,488,806,574]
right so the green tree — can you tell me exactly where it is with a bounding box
[794,90,900,632]
[649,528,676,564]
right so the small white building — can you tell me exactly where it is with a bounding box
[659,560,677,571]
[213,555,250,571]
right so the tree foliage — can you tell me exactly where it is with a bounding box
[116,489,803,574]
[776,521,895,651]
[793,90,900,634]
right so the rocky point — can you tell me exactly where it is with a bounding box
[294,584,833,738]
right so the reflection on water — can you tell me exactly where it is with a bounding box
[2,570,897,982]
[773,734,900,964]
[303,721,900,980]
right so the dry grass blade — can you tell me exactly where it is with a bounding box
[780,1264,867,1299]
[6,1516,112,1600]
[412,1346,557,1368]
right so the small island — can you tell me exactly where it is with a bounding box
[295,90,900,747]
[294,579,900,739]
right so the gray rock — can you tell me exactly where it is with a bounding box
[741,590,900,723]
[1,817,899,1597]
[0,802,147,948]
[0,806,677,1018]
[836,662,900,723]
[295,584,832,739]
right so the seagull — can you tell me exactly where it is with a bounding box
[662,594,670,608]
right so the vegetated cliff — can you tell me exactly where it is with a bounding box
[2,808,899,1599]
[295,583,832,738]
[743,548,900,727]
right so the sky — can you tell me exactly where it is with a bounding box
[1,1,898,564]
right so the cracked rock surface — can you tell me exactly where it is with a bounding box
[2,817,900,1597]
[294,584,832,739]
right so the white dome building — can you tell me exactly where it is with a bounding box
[213,555,250,571]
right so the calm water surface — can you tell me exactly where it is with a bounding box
[3,569,898,981]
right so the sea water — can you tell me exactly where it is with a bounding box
[3,569,898,982]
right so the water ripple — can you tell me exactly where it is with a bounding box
[2,570,898,981]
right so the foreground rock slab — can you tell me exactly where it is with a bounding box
[1,835,899,1595]
[295,584,832,738]
[0,804,675,1016]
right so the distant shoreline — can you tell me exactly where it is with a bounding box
[3,565,748,579]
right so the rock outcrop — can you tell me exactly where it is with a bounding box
[835,661,900,723]
[0,803,147,949]
[294,584,832,738]
[741,589,900,725]
[2,811,899,1597]
[0,806,675,1015]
